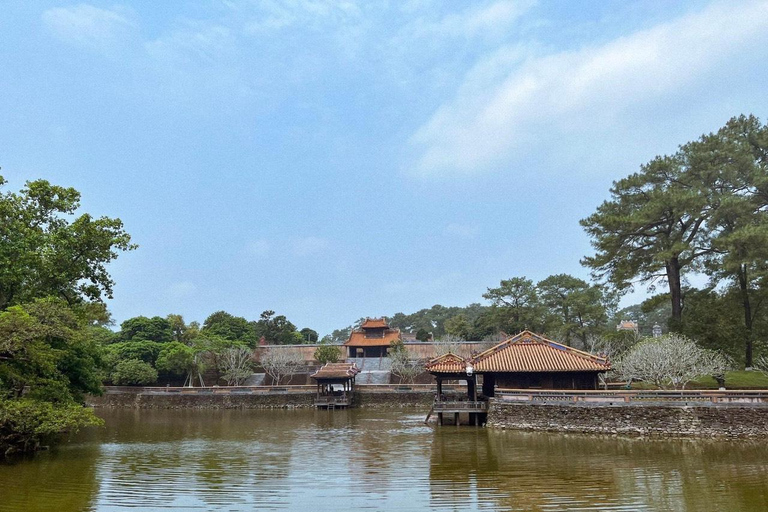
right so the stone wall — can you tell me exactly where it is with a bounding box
[89,391,315,409]
[88,389,458,410]
[487,400,768,438]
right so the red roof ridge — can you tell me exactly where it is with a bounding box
[471,330,610,368]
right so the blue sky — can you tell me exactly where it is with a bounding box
[1,0,767,335]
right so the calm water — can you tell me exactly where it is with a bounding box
[2,408,768,511]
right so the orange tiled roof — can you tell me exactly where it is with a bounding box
[425,353,468,374]
[472,330,610,373]
[361,317,389,329]
[344,329,401,347]
[311,362,360,380]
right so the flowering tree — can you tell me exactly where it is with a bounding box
[616,334,731,389]
[259,348,304,385]
[218,347,255,386]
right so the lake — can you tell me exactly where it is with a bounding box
[2,408,768,511]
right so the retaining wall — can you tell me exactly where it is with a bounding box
[487,400,768,438]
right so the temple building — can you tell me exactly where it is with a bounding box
[310,362,360,408]
[424,330,611,425]
[344,317,402,358]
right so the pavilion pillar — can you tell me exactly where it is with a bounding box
[436,377,443,399]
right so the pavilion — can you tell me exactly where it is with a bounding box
[343,317,402,358]
[310,362,360,409]
[424,330,611,425]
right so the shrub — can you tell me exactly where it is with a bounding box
[313,344,341,364]
[111,359,158,386]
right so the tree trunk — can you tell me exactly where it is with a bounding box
[737,264,754,367]
[666,257,683,327]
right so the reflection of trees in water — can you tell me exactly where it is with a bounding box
[429,429,768,511]
[0,445,100,512]
[91,408,305,509]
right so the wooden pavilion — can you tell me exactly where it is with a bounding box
[343,317,402,358]
[310,362,360,409]
[424,330,611,425]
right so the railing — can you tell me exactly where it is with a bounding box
[102,384,467,395]
[496,389,768,405]
[433,401,488,412]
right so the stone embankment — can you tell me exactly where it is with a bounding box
[487,399,768,438]
[88,385,461,410]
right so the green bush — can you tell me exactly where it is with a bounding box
[0,398,103,455]
[111,359,158,386]
[313,344,341,364]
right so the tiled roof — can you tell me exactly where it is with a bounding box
[311,362,360,380]
[425,353,468,374]
[472,330,610,373]
[361,317,389,329]
[344,329,401,347]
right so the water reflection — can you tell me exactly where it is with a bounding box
[1,409,768,511]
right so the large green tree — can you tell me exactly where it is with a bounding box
[537,274,612,345]
[0,177,135,309]
[482,277,543,333]
[202,311,256,346]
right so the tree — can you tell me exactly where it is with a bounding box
[218,347,254,386]
[259,348,304,385]
[167,314,199,344]
[581,152,716,327]
[616,333,730,389]
[313,344,341,364]
[537,274,611,345]
[482,277,543,333]
[252,310,300,345]
[388,340,423,384]
[0,176,136,310]
[202,311,256,346]
[156,341,204,387]
[119,316,173,343]
[111,359,158,386]
[300,328,319,344]
[700,115,768,366]
[415,328,431,342]
[433,334,465,358]
[444,315,471,339]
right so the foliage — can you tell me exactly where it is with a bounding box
[156,341,200,385]
[388,340,423,384]
[300,328,319,344]
[483,277,544,333]
[444,315,471,339]
[0,299,104,402]
[218,347,254,386]
[110,359,158,386]
[252,310,301,345]
[0,398,103,455]
[103,340,164,367]
[118,316,173,343]
[616,334,731,389]
[537,274,613,345]
[581,115,768,337]
[313,344,341,364]
[201,311,257,346]
[0,176,135,310]
[258,348,304,385]
[167,314,199,344]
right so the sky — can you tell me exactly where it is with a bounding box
[1,0,767,335]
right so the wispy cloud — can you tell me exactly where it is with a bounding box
[42,4,136,51]
[409,0,768,177]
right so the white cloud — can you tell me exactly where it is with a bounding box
[404,0,535,40]
[42,4,135,51]
[409,0,768,176]
[292,236,331,256]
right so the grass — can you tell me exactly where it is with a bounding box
[628,370,768,390]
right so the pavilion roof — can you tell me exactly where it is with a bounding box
[344,328,401,347]
[360,317,389,329]
[311,362,361,380]
[471,330,610,373]
[425,353,468,374]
